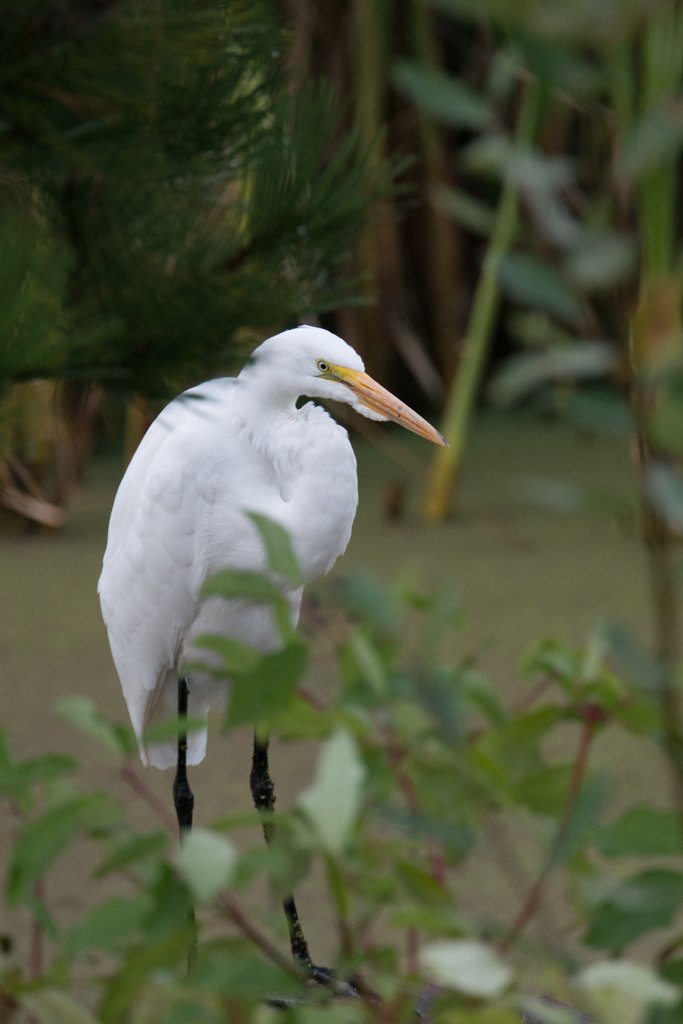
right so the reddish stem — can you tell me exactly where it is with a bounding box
[119,762,176,832]
[498,710,598,954]
[29,881,44,981]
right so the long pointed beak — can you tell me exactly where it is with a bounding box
[332,366,448,447]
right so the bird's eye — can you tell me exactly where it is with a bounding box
[317,360,330,374]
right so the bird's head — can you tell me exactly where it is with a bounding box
[244,326,447,447]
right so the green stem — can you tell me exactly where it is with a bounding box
[423,77,543,521]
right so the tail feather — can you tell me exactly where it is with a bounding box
[137,669,225,770]
[143,723,209,769]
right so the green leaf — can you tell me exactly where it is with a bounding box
[523,638,580,692]
[432,185,495,236]
[551,775,606,865]
[143,864,195,941]
[20,990,101,1024]
[511,32,602,95]
[602,620,664,694]
[576,961,678,1018]
[497,253,583,324]
[226,642,308,727]
[100,925,194,1023]
[648,376,683,459]
[515,764,573,815]
[202,568,286,605]
[566,231,636,291]
[457,666,505,724]
[558,389,633,438]
[618,106,683,180]
[419,939,513,997]
[393,61,494,129]
[519,999,583,1024]
[175,828,237,902]
[342,630,387,696]
[376,805,475,859]
[66,897,146,955]
[0,751,77,803]
[339,573,397,634]
[645,463,683,532]
[470,706,561,795]
[585,869,683,953]
[489,341,616,406]
[56,697,134,757]
[188,942,300,998]
[299,729,365,854]
[8,794,120,906]
[517,476,585,515]
[193,634,260,675]
[396,859,451,907]
[142,715,206,745]
[247,512,302,585]
[596,806,683,858]
[96,831,168,877]
[202,567,294,639]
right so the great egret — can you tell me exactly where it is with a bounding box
[99,325,445,978]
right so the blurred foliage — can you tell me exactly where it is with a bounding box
[5,554,683,1021]
[402,0,683,516]
[0,0,388,399]
[4,0,683,1018]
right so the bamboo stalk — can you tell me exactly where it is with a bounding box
[422,78,542,521]
[410,0,463,380]
[626,3,683,810]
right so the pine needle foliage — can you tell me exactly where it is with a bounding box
[0,0,388,397]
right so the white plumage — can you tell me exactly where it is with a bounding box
[99,326,445,769]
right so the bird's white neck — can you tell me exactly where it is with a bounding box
[238,397,358,583]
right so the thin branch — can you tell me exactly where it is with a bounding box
[217,893,303,980]
[29,881,45,982]
[119,762,177,833]
[498,709,599,954]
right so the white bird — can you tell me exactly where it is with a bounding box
[98,324,445,977]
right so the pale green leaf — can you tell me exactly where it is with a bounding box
[20,990,101,1024]
[576,961,678,1012]
[55,697,133,757]
[66,897,146,955]
[431,185,495,235]
[248,512,301,586]
[566,232,636,291]
[497,253,583,324]
[345,630,386,695]
[202,568,285,605]
[419,939,513,997]
[226,642,307,727]
[299,729,365,854]
[394,61,494,129]
[489,341,616,406]
[8,795,120,906]
[585,869,683,952]
[645,464,683,530]
[648,380,683,459]
[618,106,683,180]
[596,806,683,858]
[175,828,237,902]
[193,634,260,675]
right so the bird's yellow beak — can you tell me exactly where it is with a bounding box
[328,365,448,447]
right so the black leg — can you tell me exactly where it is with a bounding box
[250,733,334,983]
[173,675,194,836]
[173,675,197,968]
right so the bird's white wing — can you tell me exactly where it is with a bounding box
[99,380,284,751]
